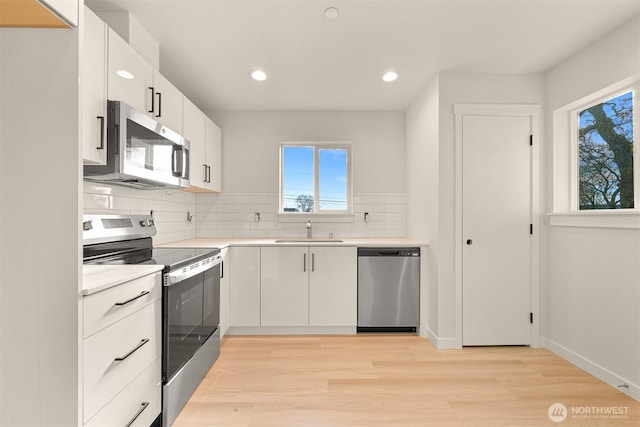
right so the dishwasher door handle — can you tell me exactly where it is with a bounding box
[378,250,400,256]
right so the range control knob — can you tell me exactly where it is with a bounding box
[140,220,149,227]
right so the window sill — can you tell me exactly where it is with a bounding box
[547,211,640,229]
[277,213,354,223]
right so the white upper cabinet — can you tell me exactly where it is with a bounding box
[205,117,222,193]
[107,28,153,115]
[183,98,222,193]
[183,97,207,188]
[107,29,184,133]
[151,70,183,133]
[82,7,107,165]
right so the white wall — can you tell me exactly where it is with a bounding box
[437,72,544,342]
[1,27,81,425]
[406,74,440,337]
[544,15,640,400]
[406,72,544,346]
[209,111,405,194]
[196,111,407,239]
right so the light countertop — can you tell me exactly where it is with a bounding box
[83,264,164,296]
[157,237,428,249]
[83,238,426,295]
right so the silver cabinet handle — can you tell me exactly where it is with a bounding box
[125,401,150,427]
[311,253,315,272]
[114,291,150,306]
[115,338,149,362]
[303,253,307,272]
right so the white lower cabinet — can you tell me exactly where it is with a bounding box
[219,247,230,338]
[83,272,161,425]
[261,246,309,326]
[309,247,357,326]
[229,246,261,327]
[260,246,357,327]
[84,359,161,427]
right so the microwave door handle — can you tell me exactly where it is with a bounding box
[184,147,190,179]
[172,145,183,177]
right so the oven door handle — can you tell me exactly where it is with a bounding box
[164,254,222,286]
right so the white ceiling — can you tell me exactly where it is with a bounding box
[85,0,640,112]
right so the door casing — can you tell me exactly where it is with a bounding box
[453,104,542,349]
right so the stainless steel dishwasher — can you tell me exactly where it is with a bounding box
[357,247,420,332]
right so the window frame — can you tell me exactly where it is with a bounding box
[279,141,353,216]
[570,85,639,212]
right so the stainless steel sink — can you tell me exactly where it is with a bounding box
[274,239,344,243]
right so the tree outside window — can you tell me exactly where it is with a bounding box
[578,91,634,210]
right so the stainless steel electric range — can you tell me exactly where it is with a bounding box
[83,214,221,427]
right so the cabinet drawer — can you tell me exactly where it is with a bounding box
[84,272,161,338]
[84,301,161,422]
[84,358,161,427]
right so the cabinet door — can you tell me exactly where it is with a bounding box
[84,301,161,422]
[152,70,183,133]
[107,28,153,114]
[82,7,107,165]
[219,248,230,338]
[183,97,207,189]
[205,118,222,192]
[309,247,357,326]
[229,246,261,327]
[261,247,309,326]
[84,359,160,427]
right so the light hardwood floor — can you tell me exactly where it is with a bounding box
[173,335,639,426]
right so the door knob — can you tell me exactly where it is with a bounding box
[466,239,473,245]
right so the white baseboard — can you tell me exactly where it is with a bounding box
[423,326,461,349]
[227,326,356,335]
[545,338,640,402]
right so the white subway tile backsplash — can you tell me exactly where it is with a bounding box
[84,184,405,242]
[195,192,405,238]
[83,182,197,244]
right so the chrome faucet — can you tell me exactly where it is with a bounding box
[306,218,312,239]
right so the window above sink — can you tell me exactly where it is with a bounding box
[279,141,353,215]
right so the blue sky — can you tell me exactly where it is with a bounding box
[282,146,347,211]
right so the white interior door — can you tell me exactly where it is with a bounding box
[462,115,531,346]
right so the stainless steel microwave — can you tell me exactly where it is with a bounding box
[84,100,190,189]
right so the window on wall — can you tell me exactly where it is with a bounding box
[576,89,636,210]
[280,142,352,214]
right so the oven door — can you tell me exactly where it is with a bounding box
[163,262,220,382]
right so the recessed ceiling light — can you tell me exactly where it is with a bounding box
[250,69,268,81]
[324,7,339,20]
[116,70,134,80]
[382,71,398,82]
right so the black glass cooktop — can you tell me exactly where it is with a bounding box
[83,237,219,270]
[150,247,219,270]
